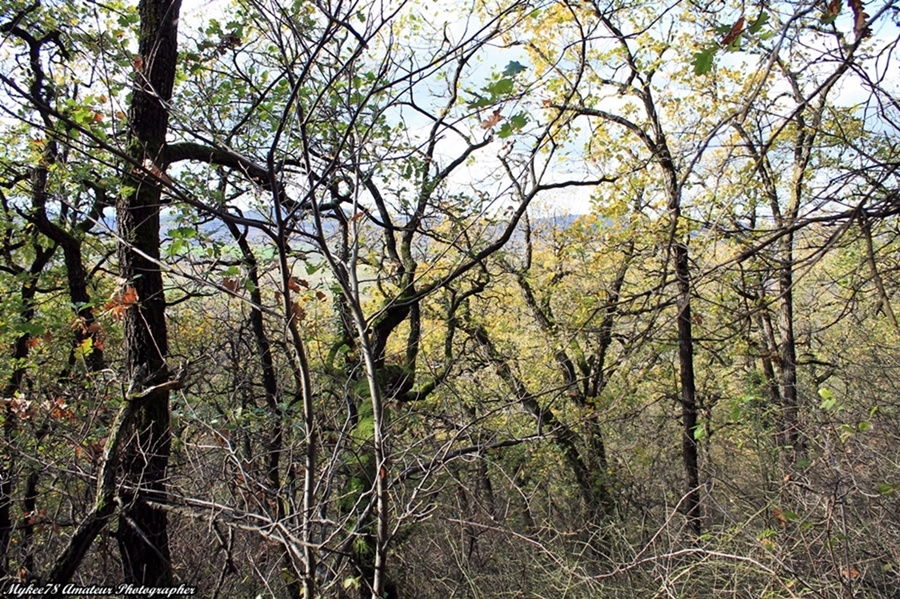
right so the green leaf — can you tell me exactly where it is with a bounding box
[502,61,527,77]
[877,482,899,496]
[818,387,837,411]
[692,46,717,75]
[748,11,770,34]
[510,112,529,130]
[16,322,44,337]
[485,78,514,99]
[839,424,855,443]
[169,226,197,239]
[725,37,742,52]
[168,238,187,256]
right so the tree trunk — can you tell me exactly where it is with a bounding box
[777,233,803,461]
[674,240,701,535]
[115,0,182,585]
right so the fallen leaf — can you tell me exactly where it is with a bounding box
[773,507,787,528]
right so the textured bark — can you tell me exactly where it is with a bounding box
[776,234,800,454]
[115,0,182,586]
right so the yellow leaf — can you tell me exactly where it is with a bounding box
[74,337,93,360]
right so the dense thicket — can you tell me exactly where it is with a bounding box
[1,0,899,597]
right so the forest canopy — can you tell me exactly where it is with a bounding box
[1,0,899,597]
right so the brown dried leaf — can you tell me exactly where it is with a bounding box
[720,16,745,47]
[122,287,139,305]
[104,286,139,321]
[288,278,309,292]
[481,109,503,129]
[773,507,788,528]
[50,397,74,421]
[848,0,871,39]
[8,398,34,420]
[222,277,241,292]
